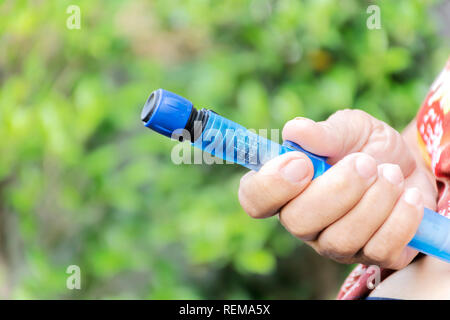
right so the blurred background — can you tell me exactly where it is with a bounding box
[0,0,449,299]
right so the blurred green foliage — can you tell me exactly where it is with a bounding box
[0,0,448,299]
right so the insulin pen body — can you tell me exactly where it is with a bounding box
[142,89,450,263]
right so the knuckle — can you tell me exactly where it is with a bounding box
[318,235,357,259]
[328,167,353,191]
[386,224,412,247]
[279,208,315,240]
[332,109,352,118]
[333,109,368,120]
[386,210,419,244]
[352,109,371,119]
[332,177,349,192]
[363,243,392,265]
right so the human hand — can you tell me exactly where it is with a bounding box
[238,110,437,269]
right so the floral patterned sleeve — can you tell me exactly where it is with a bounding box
[417,58,450,217]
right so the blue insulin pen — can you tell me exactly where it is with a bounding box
[141,88,450,263]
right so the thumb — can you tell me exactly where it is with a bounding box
[239,151,314,219]
[282,110,374,163]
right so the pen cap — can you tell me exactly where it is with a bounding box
[141,89,193,138]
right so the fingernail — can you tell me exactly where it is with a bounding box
[281,158,309,183]
[404,188,423,207]
[355,155,377,179]
[381,164,404,185]
[294,117,316,125]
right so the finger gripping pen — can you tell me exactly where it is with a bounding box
[141,88,450,263]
